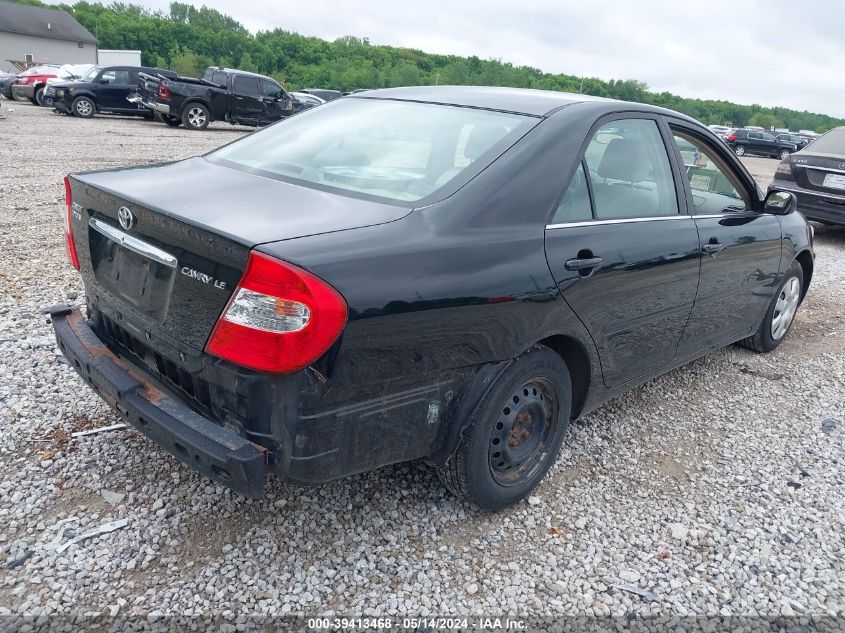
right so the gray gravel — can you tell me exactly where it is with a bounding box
[0,102,843,621]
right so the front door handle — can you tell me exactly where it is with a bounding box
[702,243,726,256]
[565,256,603,271]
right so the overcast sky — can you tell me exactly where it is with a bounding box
[120,0,845,118]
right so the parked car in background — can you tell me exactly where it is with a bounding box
[0,71,17,99]
[773,132,809,151]
[301,88,343,102]
[289,91,326,109]
[707,124,731,140]
[49,66,177,118]
[133,66,300,130]
[798,130,820,144]
[53,87,812,510]
[42,64,96,107]
[11,65,60,105]
[726,128,797,159]
[770,126,845,225]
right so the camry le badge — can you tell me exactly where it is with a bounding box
[117,206,136,230]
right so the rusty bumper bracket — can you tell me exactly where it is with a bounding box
[49,305,267,498]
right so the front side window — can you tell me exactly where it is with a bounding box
[671,131,751,214]
[261,80,283,99]
[100,70,130,84]
[209,98,532,202]
[583,119,679,219]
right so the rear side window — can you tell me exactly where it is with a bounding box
[583,119,679,219]
[233,75,260,97]
[552,162,592,224]
[211,71,227,86]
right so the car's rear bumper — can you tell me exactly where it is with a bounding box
[49,305,267,497]
[12,85,34,99]
[127,93,169,114]
[769,182,845,225]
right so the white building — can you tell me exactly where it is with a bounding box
[0,1,97,72]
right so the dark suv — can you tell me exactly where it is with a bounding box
[726,129,797,159]
[773,132,809,151]
[49,65,176,118]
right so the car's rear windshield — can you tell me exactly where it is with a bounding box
[208,98,534,203]
[806,130,845,155]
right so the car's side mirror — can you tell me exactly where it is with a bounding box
[763,190,797,215]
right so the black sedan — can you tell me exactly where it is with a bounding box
[769,125,845,225]
[52,87,813,510]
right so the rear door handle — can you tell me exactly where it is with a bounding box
[565,256,603,271]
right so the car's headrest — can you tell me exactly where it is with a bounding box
[465,125,509,161]
[597,138,651,182]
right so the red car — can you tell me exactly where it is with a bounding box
[12,65,60,106]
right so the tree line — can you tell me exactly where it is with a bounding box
[13,0,844,132]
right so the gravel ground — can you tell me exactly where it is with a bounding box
[0,102,843,624]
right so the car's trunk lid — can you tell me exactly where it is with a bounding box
[790,151,845,195]
[71,157,409,352]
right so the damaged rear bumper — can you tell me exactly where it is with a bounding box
[49,306,267,497]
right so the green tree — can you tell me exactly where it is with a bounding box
[748,113,785,130]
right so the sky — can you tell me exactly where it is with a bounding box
[105,0,845,118]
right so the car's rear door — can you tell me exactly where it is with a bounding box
[230,75,262,125]
[544,115,701,388]
[665,119,783,355]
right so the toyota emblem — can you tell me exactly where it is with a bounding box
[117,206,136,230]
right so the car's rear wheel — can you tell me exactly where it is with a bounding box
[161,114,181,127]
[435,345,571,511]
[739,260,803,353]
[780,149,791,160]
[734,145,746,157]
[72,96,95,118]
[182,103,210,130]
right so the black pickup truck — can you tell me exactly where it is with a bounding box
[130,66,301,130]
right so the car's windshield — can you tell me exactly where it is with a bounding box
[82,67,101,82]
[806,129,845,154]
[208,98,533,202]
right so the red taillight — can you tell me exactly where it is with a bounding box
[157,82,170,100]
[727,134,736,142]
[64,176,80,270]
[206,252,348,373]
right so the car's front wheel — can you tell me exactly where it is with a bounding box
[72,96,95,118]
[780,149,791,160]
[734,145,746,157]
[182,103,210,130]
[436,345,571,511]
[34,87,46,107]
[740,260,803,353]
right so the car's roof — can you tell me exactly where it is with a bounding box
[351,85,631,117]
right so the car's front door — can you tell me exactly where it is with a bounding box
[544,116,701,388]
[97,68,132,111]
[259,79,292,124]
[666,120,783,356]
[231,75,262,125]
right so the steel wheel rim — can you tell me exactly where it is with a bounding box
[781,150,790,159]
[735,146,745,156]
[771,276,800,340]
[188,107,206,127]
[488,378,557,486]
[76,100,92,116]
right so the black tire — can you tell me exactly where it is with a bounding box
[734,144,746,157]
[162,114,182,127]
[182,103,210,130]
[739,261,803,353]
[72,96,95,118]
[34,87,45,106]
[779,148,791,160]
[436,345,572,511]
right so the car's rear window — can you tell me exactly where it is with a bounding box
[208,98,534,203]
[806,130,845,155]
